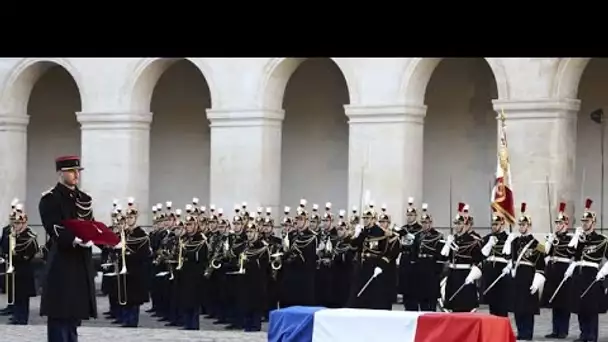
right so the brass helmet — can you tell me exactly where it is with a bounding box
[310,204,320,224]
[337,209,347,229]
[295,199,308,219]
[453,202,466,224]
[349,206,360,225]
[255,207,265,225]
[126,197,138,217]
[581,198,596,222]
[406,197,417,214]
[191,198,200,215]
[322,202,333,222]
[420,203,432,223]
[264,207,274,227]
[208,204,218,222]
[378,204,390,223]
[361,201,376,220]
[282,206,293,226]
[491,212,505,225]
[555,202,569,223]
[233,205,244,224]
[518,202,531,225]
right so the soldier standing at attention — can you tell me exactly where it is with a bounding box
[397,198,422,311]
[479,213,511,317]
[38,156,98,342]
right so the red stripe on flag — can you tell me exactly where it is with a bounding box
[414,313,516,342]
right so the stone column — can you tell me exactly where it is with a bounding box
[0,113,29,225]
[77,112,153,225]
[207,109,283,216]
[492,99,580,233]
[345,104,426,224]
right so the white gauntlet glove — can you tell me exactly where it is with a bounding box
[568,230,582,248]
[502,260,513,275]
[596,262,608,281]
[465,265,482,284]
[544,233,555,254]
[502,233,517,255]
[530,272,546,295]
[564,261,577,279]
[440,235,454,257]
[481,236,497,257]
[353,224,363,238]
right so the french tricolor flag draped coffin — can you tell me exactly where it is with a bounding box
[269,307,516,342]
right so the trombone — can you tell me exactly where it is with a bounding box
[5,227,16,305]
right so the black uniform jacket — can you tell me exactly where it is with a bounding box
[38,182,97,320]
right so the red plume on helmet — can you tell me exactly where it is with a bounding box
[585,198,593,211]
[457,202,465,213]
[520,202,527,214]
[558,202,566,213]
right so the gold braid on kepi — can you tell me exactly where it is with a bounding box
[518,202,531,225]
[126,197,138,216]
[378,204,390,222]
[420,203,432,222]
[555,202,568,223]
[581,198,596,222]
[406,197,416,214]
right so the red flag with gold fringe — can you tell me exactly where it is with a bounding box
[491,109,516,224]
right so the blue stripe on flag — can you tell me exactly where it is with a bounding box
[268,306,327,342]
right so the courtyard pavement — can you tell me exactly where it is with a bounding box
[1,294,608,341]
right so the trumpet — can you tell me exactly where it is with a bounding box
[117,226,128,305]
[270,252,283,271]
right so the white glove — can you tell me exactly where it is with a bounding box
[326,239,333,253]
[564,261,578,278]
[544,233,555,254]
[317,241,325,252]
[596,262,608,281]
[544,256,551,265]
[502,260,513,275]
[530,272,546,295]
[502,233,517,255]
[440,235,454,257]
[568,231,581,248]
[282,235,290,251]
[78,240,94,248]
[481,236,497,256]
[353,224,363,238]
[73,237,83,245]
[465,265,482,284]
[114,241,123,250]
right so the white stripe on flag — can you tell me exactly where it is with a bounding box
[312,308,424,342]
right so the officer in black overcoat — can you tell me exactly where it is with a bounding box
[2,207,39,325]
[260,208,282,319]
[541,202,574,339]
[506,203,546,341]
[38,155,98,342]
[569,199,608,342]
[0,208,14,316]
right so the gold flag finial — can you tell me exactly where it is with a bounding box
[499,107,507,127]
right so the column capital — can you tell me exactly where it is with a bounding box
[76,112,153,130]
[0,113,29,132]
[492,98,581,120]
[344,104,427,124]
[207,108,284,128]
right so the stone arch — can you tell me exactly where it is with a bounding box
[127,58,217,112]
[1,58,84,114]
[258,58,358,109]
[399,58,509,104]
[551,58,592,99]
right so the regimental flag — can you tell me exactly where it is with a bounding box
[491,108,516,224]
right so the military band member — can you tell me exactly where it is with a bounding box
[541,202,574,339]
[145,204,162,315]
[204,206,229,323]
[0,199,19,317]
[38,155,98,342]
[397,197,422,311]
[115,198,151,327]
[480,213,511,317]
[176,213,208,330]
[569,199,607,342]
[101,202,121,321]
[261,208,282,319]
[440,203,483,312]
[349,204,400,310]
[223,208,247,329]
[1,207,39,325]
[504,203,546,341]
[237,221,270,332]
[327,210,356,308]
[316,202,335,308]
[280,199,318,307]
[412,203,443,312]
